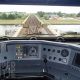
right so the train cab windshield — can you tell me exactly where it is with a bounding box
[0,5,80,39]
[0,4,80,80]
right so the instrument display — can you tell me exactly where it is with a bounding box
[61,49,69,57]
[16,44,40,59]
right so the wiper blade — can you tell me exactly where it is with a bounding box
[0,36,10,41]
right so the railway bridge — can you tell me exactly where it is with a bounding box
[18,15,56,37]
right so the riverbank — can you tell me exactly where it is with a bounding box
[0,25,22,37]
[41,18,80,25]
[0,19,24,25]
[0,18,80,25]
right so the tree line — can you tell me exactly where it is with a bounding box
[0,12,27,19]
[37,11,80,19]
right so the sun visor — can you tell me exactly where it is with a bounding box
[0,0,80,6]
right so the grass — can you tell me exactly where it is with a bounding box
[41,18,80,25]
[0,17,80,25]
[0,19,24,25]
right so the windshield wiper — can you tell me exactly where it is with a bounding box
[0,36,10,41]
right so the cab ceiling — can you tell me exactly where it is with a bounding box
[0,0,80,6]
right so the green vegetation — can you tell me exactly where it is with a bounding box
[36,11,80,24]
[37,11,45,17]
[76,12,80,17]
[37,11,80,18]
[0,11,80,25]
[0,12,27,20]
[40,18,80,25]
[0,19,24,24]
[0,12,28,24]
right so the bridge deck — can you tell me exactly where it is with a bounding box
[17,15,57,37]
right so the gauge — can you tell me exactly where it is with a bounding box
[28,47,37,56]
[61,49,69,57]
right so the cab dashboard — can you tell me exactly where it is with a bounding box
[0,40,80,80]
[0,40,79,62]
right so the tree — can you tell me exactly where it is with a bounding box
[76,12,80,17]
[1,13,7,19]
[8,13,16,19]
[37,11,45,17]
[57,12,63,17]
[44,15,49,20]
[63,13,76,18]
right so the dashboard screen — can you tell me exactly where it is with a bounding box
[16,44,39,59]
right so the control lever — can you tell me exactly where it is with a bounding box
[43,58,56,80]
[44,58,47,64]
[43,58,48,73]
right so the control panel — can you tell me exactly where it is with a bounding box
[0,40,80,64]
[0,40,80,80]
[41,44,71,64]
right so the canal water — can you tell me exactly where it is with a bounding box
[0,25,80,37]
[48,25,80,33]
[0,25,22,37]
[47,25,80,36]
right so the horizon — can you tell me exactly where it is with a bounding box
[0,5,80,14]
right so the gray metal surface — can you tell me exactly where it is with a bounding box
[0,40,80,80]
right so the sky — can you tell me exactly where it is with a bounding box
[0,5,80,13]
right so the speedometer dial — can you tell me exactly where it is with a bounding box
[61,49,69,57]
[28,47,37,56]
